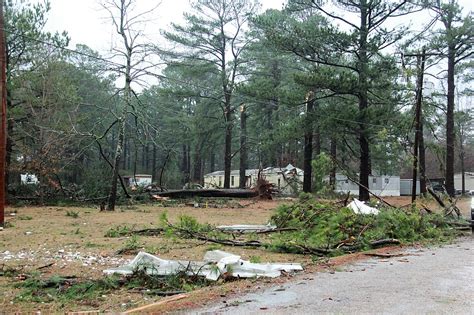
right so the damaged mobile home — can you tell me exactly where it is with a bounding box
[204,164,304,195]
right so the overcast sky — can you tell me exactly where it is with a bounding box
[37,0,472,107]
[41,0,473,55]
[41,0,285,53]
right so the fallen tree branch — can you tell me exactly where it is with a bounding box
[364,252,406,258]
[128,228,164,236]
[218,227,299,235]
[370,239,401,247]
[124,293,189,314]
[427,188,462,218]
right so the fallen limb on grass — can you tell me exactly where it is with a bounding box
[216,224,297,234]
[123,293,188,314]
[364,252,406,258]
[104,250,303,281]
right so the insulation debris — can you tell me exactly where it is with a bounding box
[104,250,303,281]
[348,199,379,215]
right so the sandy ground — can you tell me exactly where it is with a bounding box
[0,196,472,313]
[0,199,309,312]
[195,237,474,314]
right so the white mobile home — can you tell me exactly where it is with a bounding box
[123,174,152,187]
[400,179,420,196]
[454,172,474,191]
[334,173,400,196]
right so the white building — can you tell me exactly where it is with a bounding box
[454,172,474,191]
[334,173,401,196]
[20,173,39,185]
[204,164,304,195]
[123,174,152,187]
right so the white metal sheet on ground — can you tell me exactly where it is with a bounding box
[104,250,303,281]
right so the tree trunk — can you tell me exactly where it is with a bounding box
[152,143,157,182]
[303,91,314,193]
[445,43,456,197]
[210,152,215,173]
[419,115,427,196]
[460,129,465,194]
[107,116,126,211]
[0,1,6,223]
[330,138,337,189]
[106,2,133,211]
[122,138,127,170]
[314,99,321,157]
[223,93,232,189]
[193,147,202,184]
[358,0,370,201]
[239,105,247,189]
[182,144,189,184]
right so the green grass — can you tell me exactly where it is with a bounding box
[105,225,132,237]
[65,210,79,218]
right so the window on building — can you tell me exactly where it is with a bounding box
[219,177,222,187]
[384,178,389,184]
[278,178,281,189]
[372,177,377,184]
[231,176,235,186]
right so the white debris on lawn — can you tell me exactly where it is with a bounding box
[0,247,128,268]
[104,250,303,281]
[348,199,379,215]
[216,224,277,233]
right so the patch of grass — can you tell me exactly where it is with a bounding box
[206,244,223,251]
[249,256,262,263]
[14,274,121,304]
[125,267,211,293]
[105,225,132,237]
[117,235,141,255]
[0,264,23,277]
[65,210,79,218]
[85,242,104,248]
[18,215,33,220]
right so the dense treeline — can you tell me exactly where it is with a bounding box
[4,0,473,207]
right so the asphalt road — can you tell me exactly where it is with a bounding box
[195,238,474,314]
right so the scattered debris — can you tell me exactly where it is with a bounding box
[348,199,379,215]
[104,250,303,281]
[151,195,170,201]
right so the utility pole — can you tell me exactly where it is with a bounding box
[0,1,6,227]
[411,48,426,203]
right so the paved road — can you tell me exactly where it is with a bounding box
[195,238,474,314]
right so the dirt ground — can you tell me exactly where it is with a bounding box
[0,195,471,313]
